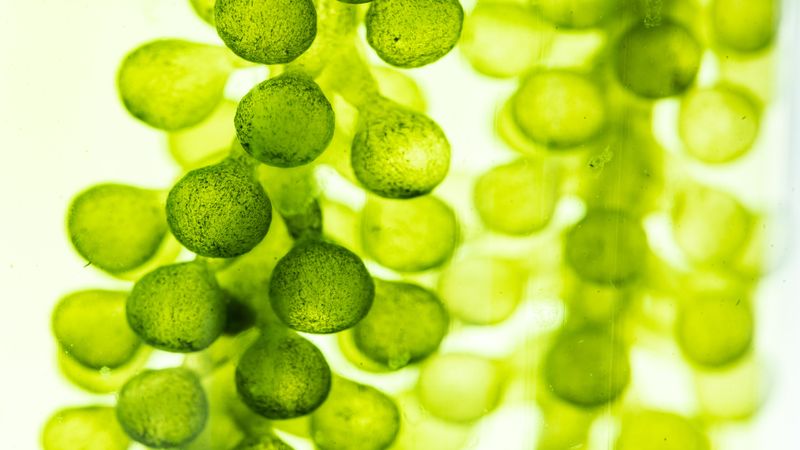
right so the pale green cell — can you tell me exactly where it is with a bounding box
[417,353,505,423]
[353,279,450,369]
[544,329,630,407]
[190,0,216,24]
[234,435,295,449]
[512,70,607,148]
[677,296,753,368]
[474,157,561,235]
[711,0,777,53]
[536,398,595,450]
[679,85,760,164]
[352,100,450,199]
[67,183,167,274]
[167,158,273,258]
[537,0,617,28]
[215,0,317,64]
[236,73,335,168]
[361,195,458,272]
[437,256,525,325]
[311,377,400,450]
[57,346,151,394]
[372,66,427,112]
[269,240,373,334]
[117,39,233,130]
[116,368,208,448]
[127,261,227,352]
[168,100,237,171]
[183,411,245,450]
[616,410,709,450]
[42,406,129,450]
[52,290,140,370]
[235,328,332,419]
[391,391,471,450]
[614,21,702,98]
[365,0,463,68]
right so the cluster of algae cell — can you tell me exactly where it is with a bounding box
[47,0,783,449]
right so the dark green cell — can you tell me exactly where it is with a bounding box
[236,73,335,168]
[127,261,227,352]
[537,0,617,28]
[614,21,702,98]
[544,329,630,407]
[711,0,777,53]
[353,279,449,369]
[565,210,648,285]
[352,101,450,199]
[67,183,166,274]
[616,410,709,450]
[234,435,295,450]
[311,377,400,450]
[167,158,272,258]
[236,328,332,419]
[677,296,753,368]
[215,0,317,64]
[116,368,208,448]
[52,290,140,369]
[269,240,374,334]
[42,406,130,450]
[117,39,233,130]
[366,0,463,68]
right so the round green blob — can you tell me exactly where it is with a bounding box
[234,435,295,450]
[361,195,458,272]
[270,240,374,334]
[616,410,709,450]
[474,158,561,235]
[127,261,227,352]
[565,210,648,285]
[236,329,332,419]
[677,296,753,368]
[614,22,702,98]
[117,39,232,130]
[57,346,151,394]
[215,0,317,64]
[373,66,427,112]
[67,183,166,274]
[311,377,400,450]
[116,368,208,448]
[544,329,630,407]
[679,85,760,164]
[353,279,450,369]
[537,0,617,28]
[167,159,272,258]
[365,0,463,68]
[236,73,335,168]
[168,99,237,171]
[711,0,776,53]
[352,103,450,199]
[42,406,130,450]
[190,0,216,24]
[52,290,140,369]
[512,70,607,148]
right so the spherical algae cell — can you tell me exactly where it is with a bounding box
[235,328,332,419]
[677,296,753,368]
[215,0,317,64]
[512,70,607,148]
[116,367,208,448]
[269,240,374,333]
[352,102,450,199]
[361,195,458,272]
[127,261,226,352]
[236,73,335,168]
[544,329,630,407]
[372,66,427,112]
[234,435,295,450]
[614,22,702,98]
[167,158,272,258]
[168,99,237,171]
[711,0,777,53]
[117,39,233,130]
[57,345,151,394]
[311,377,400,450]
[352,279,449,369]
[616,410,709,450]
[67,183,167,274]
[365,0,463,68]
[190,0,216,25]
[537,0,617,29]
[565,210,648,285]
[42,406,130,450]
[679,85,760,164]
[52,290,140,370]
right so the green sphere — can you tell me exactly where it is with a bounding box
[614,22,702,98]
[236,329,332,419]
[234,435,295,450]
[42,406,130,450]
[269,240,374,334]
[215,0,317,64]
[67,183,166,274]
[616,411,709,450]
[538,0,617,29]
[236,73,334,168]
[711,0,777,53]
[365,0,463,68]
[127,261,226,352]
[167,159,272,258]
[677,297,753,368]
[116,368,208,448]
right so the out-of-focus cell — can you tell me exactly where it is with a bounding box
[42,406,130,450]
[616,410,709,450]
[372,66,427,112]
[168,100,237,171]
[57,344,151,394]
[711,0,777,53]
[537,0,618,29]
[677,295,753,368]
